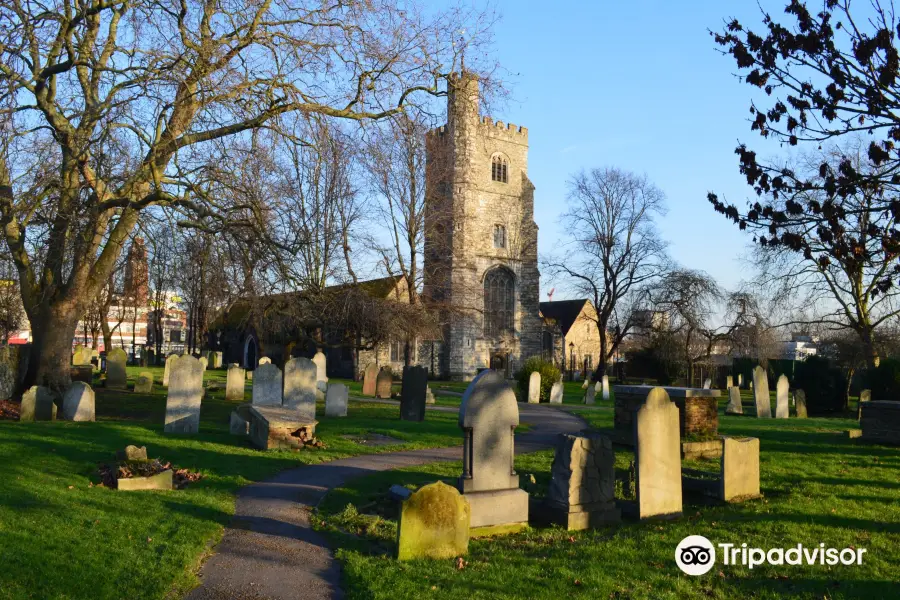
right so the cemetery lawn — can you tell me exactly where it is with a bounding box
[0,367,463,600]
[316,404,900,599]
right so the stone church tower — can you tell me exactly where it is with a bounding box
[424,73,541,379]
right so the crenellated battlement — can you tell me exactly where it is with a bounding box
[479,116,528,137]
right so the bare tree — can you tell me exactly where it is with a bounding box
[545,167,669,379]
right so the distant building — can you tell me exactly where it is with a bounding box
[782,333,818,361]
[540,299,610,378]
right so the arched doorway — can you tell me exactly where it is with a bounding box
[490,352,510,377]
[243,336,258,369]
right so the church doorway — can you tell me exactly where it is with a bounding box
[243,336,258,369]
[490,352,510,377]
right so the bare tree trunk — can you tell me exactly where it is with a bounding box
[20,303,80,395]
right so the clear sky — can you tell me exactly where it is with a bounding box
[482,0,787,299]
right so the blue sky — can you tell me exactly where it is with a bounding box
[482,0,787,299]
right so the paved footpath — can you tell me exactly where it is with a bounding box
[185,403,587,600]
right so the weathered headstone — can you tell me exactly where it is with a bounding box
[106,348,127,389]
[425,386,436,404]
[527,371,541,404]
[581,377,589,390]
[584,382,597,405]
[164,355,204,433]
[62,382,95,421]
[230,410,250,435]
[325,383,348,417]
[283,357,316,421]
[702,377,712,390]
[376,368,393,399]
[725,375,733,389]
[634,387,682,519]
[199,356,208,371]
[601,375,610,400]
[401,365,428,421]
[726,386,743,414]
[362,363,378,396]
[397,481,470,560]
[252,363,283,407]
[858,388,871,420]
[19,386,57,422]
[457,370,528,532]
[226,364,246,401]
[258,357,271,365]
[752,366,771,418]
[312,351,328,385]
[163,354,179,386]
[134,371,154,393]
[213,351,223,369]
[544,433,620,530]
[549,381,564,404]
[795,389,808,418]
[721,437,761,501]
[72,344,92,366]
[775,374,790,418]
[116,445,148,461]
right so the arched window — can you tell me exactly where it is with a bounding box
[493,224,506,248]
[491,155,508,183]
[484,268,515,336]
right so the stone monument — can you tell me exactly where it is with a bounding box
[397,481,470,561]
[226,364,246,401]
[634,387,682,519]
[325,383,348,417]
[544,433,620,530]
[752,366,771,418]
[376,368,393,399]
[401,365,428,421]
[362,363,378,396]
[283,357,316,421]
[20,386,57,421]
[549,381,563,404]
[527,371,540,404]
[106,348,127,389]
[252,363,283,407]
[163,354,179,386]
[62,382,95,421]
[775,374,789,418]
[164,355,204,433]
[726,386,743,415]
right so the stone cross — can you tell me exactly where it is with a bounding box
[376,369,393,399]
[283,357,316,421]
[726,386,743,414]
[325,383,348,417]
[549,381,563,404]
[601,375,610,401]
[795,389,808,418]
[775,374,790,418]
[163,354,179,386]
[527,371,541,404]
[226,364,246,401]
[164,355,204,433]
[634,387,682,519]
[752,366,771,418]
[106,348,127,389]
[20,386,57,421]
[362,363,378,396]
[252,363,283,406]
[401,365,428,421]
[62,382,95,421]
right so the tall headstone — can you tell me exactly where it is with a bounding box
[164,355,204,433]
[634,387,682,519]
[527,371,541,404]
[549,381,564,404]
[737,374,743,387]
[458,370,528,532]
[702,378,712,390]
[283,357,316,421]
[545,433,620,530]
[325,383,349,417]
[106,348,127,389]
[376,369,393,399]
[795,389,808,418]
[134,371,154,393]
[163,354,179,386]
[62,382,95,421]
[252,363,283,407]
[397,481,470,561]
[213,351,223,369]
[752,366,771,418]
[721,437,761,501]
[401,365,428,421]
[362,363,378,396]
[725,375,733,389]
[726,386,743,415]
[312,351,328,385]
[226,364,246,401]
[20,386,57,422]
[601,375,610,400]
[425,386,436,404]
[584,382,597,405]
[775,374,790,418]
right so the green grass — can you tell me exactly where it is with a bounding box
[0,367,463,600]
[316,407,900,599]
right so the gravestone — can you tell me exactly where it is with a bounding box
[362,363,378,396]
[601,375,610,400]
[376,369,393,399]
[134,371,154,393]
[62,382,95,421]
[634,387,682,519]
[397,481,470,561]
[230,405,251,435]
[726,386,743,414]
[581,377,589,390]
[325,383,348,417]
[702,378,712,390]
[858,389,871,420]
[106,348,127,389]
[584,382,597,405]
[164,355,204,433]
[549,381,564,404]
[795,389,808,418]
[258,357,271,365]
[721,437,761,502]
[738,374,743,387]
[544,433,620,530]
[20,386,57,421]
[283,357,316,421]
[199,356,208,371]
[212,351,223,369]
[457,370,528,532]
[226,364,246,401]
[401,365,428,421]
[725,375,733,389]
[425,386,436,404]
[70,365,93,384]
[73,345,92,366]
[775,374,789,418]
[252,363,283,407]
[752,366,771,418]
[163,354,179,386]
[313,351,328,385]
[248,406,317,450]
[528,371,541,404]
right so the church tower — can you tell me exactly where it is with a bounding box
[424,73,541,379]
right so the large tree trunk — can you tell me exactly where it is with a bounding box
[20,303,80,396]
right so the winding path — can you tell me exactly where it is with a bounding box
[185,403,587,600]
